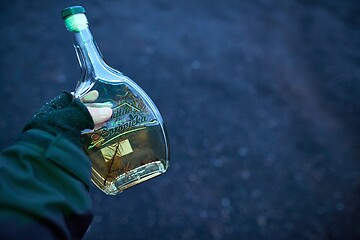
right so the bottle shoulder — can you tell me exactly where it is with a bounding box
[93,63,127,83]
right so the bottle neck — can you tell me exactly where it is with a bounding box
[71,27,105,74]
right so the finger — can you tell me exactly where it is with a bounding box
[87,107,113,125]
[85,102,114,108]
[82,90,99,103]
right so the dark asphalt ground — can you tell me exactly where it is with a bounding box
[0,1,359,239]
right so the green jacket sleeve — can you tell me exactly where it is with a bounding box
[0,92,95,240]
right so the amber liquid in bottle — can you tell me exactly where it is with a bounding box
[80,82,169,195]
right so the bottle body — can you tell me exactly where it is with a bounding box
[79,75,169,195]
[62,6,169,195]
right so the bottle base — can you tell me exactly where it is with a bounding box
[92,160,168,195]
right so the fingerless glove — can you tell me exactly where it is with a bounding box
[23,91,94,146]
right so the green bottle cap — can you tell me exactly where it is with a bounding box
[61,6,86,19]
[61,6,88,32]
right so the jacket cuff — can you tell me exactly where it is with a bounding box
[19,129,92,189]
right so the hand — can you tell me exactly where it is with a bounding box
[23,91,102,145]
[81,90,113,125]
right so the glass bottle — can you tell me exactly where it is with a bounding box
[61,6,170,195]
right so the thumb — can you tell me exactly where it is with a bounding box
[87,107,113,125]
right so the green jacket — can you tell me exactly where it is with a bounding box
[0,92,94,239]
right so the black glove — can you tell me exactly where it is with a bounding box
[23,91,94,146]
